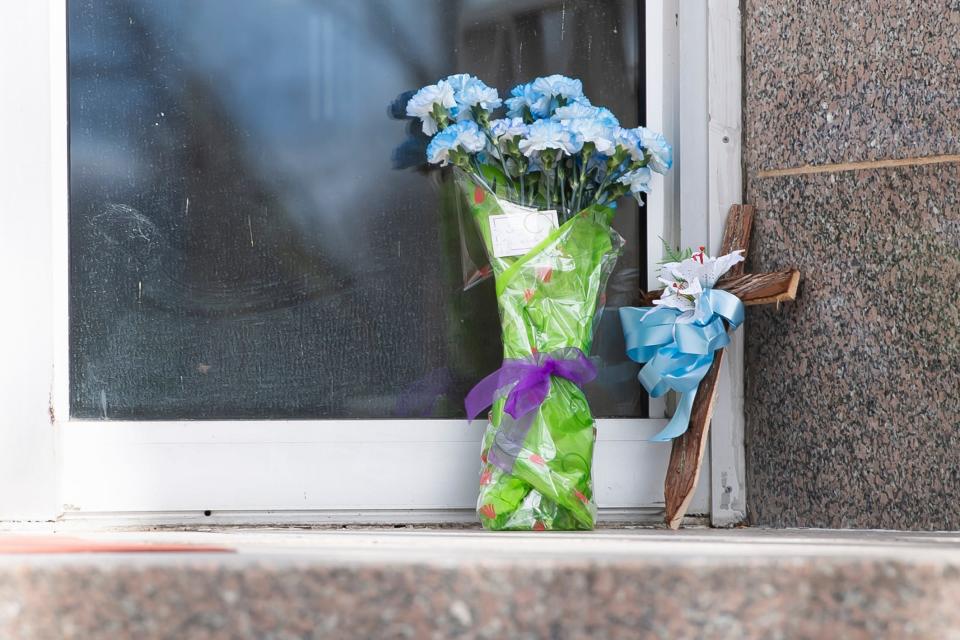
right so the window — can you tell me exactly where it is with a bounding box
[68,0,648,420]
[1,1,745,525]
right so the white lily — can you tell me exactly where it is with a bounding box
[653,276,703,318]
[656,249,745,323]
[662,249,745,289]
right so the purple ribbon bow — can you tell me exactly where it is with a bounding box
[465,348,597,473]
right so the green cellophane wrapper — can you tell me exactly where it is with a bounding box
[457,170,623,531]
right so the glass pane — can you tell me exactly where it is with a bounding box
[68,0,646,420]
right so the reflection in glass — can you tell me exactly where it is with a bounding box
[68,0,646,419]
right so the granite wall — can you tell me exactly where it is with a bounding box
[742,0,960,528]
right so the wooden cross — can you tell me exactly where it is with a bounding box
[639,204,800,529]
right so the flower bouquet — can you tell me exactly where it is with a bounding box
[405,74,671,530]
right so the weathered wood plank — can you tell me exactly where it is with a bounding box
[660,203,783,530]
[719,204,753,277]
[715,269,800,305]
[664,349,725,529]
[639,269,799,308]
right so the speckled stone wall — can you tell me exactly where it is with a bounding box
[3,555,960,638]
[743,1,960,528]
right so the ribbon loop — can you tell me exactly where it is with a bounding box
[465,347,597,423]
[620,288,744,441]
[465,347,597,473]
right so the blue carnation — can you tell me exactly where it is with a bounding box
[565,118,617,155]
[532,74,584,102]
[552,102,593,121]
[445,74,501,120]
[552,103,620,154]
[443,73,474,95]
[505,82,549,119]
[614,127,646,162]
[618,167,653,194]
[553,103,620,129]
[519,120,584,157]
[405,80,457,135]
[594,107,619,127]
[638,127,673,174]
[489,117,528,140]
[614,127,673,173]
[426,121,486,165]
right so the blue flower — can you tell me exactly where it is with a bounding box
[443,73,473,94]
[518,120,584,157]
[489,117,528,140]
[426,121,486,165]
[614,127,645,162]
[638,127,673,174]
[444,74,501,120]
[552,104,619,154]
[405,80,457,135]
[618,167,653,194]
[551,102,593,121]
[531,74,584,102]
[456,81,502,118]
[553,103,620,129]
[565,118,617,155]
[594,107,619,127]
[614,127,673,173]
[505,82,549,119]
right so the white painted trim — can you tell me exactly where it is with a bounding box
[51,0,70,434]
[58,419,710,516]
[0,1,60,521]
[643,0,680,422]
[677,2,710,252]
[706,0,747,526]
[643,0,679,291]
[0,0,718,524]
[53,508,710,530]
[674,2,746,526]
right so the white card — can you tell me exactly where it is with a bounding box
[489,202,559,258]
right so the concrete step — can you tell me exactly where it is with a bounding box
[0,528,958,639]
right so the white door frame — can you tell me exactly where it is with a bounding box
[0,0,743,527]
[704,0,747,527]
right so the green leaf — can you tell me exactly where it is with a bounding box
[658,236,693,264]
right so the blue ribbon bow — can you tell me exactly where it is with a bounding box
[619,288,744,441]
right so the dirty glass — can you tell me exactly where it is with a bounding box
[68,0,646,419]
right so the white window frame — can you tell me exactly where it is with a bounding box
[0,0,743,527]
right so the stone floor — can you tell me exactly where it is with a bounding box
[0,527,959,639]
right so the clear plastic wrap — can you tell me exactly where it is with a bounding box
[456,169,623,530]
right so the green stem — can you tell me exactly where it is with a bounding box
[546,170,553,211]
[557,163,567,218]
[481,129,516,197]
[573,148,593,213]
[467,158,496,194]
[593,172,613,207]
